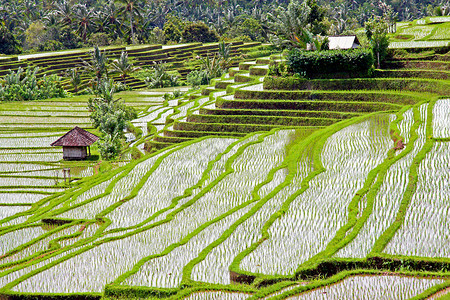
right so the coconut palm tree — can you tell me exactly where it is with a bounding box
[82,46,109,88]
[110,51,140,85]
[73,4,94,43]
[116,0,142,44]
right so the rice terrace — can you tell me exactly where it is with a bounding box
[0,0,450,299]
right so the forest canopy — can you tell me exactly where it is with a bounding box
[0,0,448,54]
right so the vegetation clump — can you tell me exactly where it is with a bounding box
[0,67,67,101]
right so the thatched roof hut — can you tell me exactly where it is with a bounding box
[51,127,99,160]
[328,35,361,50]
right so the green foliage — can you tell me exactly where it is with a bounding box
[287,48,375,78]
[144,63,179,88]
[88,32,111,46]
[88,79,137,160]
[24,21,47,50]
[187,69,210,88]
[37,40,65,52]
[163,15,185,43]
[182,22,219,43]
[0,24,22,54]
[237,18,265,42]
[365,17,390,68]
[111,51,141,85]
[65,68,83,94]
[0,67,67,101]
[82,46,109,85]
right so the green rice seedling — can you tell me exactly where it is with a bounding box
[0,116,91,124]
[122,205,253,288]
[432,99,450,138]
[336,105,428,258]
[286,275,444,299]
[384,141,450,257]
[240,115,394,275]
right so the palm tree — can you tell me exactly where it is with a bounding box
[110,51,140,85]
[73,4,94,43]
[116,0,142,44]
[54,1,73,27]
[65,68,82,94]
[82,46,109,87]
[268,0,312,49]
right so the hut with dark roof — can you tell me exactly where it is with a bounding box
[51,127,99,160]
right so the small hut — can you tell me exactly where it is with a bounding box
[328,35,361,50]
[51,127,99,160]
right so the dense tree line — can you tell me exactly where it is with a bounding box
[0,0,448,54]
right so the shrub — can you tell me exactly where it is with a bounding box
[38,40,65,52]
[163,15,184,43]
[182,22,219,43]
[145,63,179,88]
[0,67,67,101]
[88,32,111,46]
[287,48,374,78]
[187,69,209,87]
[0,25,22,54]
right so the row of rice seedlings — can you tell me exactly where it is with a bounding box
[389,40,450,49]
[336,105,428,258]
[0,111,89,117]
[0,116,91,124]
[0,152,62,162]
[104,138,238,230]
[432,99,450,138]
[0,149,61,155]
[0,177,61,188]
[0,225,80,266]
[0,245,84,289]
[153,108,175,124]
[384,141,450,257]
[0,136,61,148]
[399,25,434,40]
[184,291,251,300]
[0,163,55,174]
[56,151,169,219]
[0,226,47,256]
[0,124,91,129]
[122,205,253,288]
[0,131,66,138]
[26,101,87,107]
[0,193,49,204]
[170,101,196,120]
[134,106,169,123]
[241,115,394,275]
[397,109,414,144]
[193,152,314,284]
[428,23,450,40]
[428,16,450,23]
[286,275,444,300]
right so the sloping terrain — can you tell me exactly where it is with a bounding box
[0,42,450,299]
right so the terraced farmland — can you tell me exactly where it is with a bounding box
[1,40,450,299]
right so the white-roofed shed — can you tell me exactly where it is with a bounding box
[328,35,361,50]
